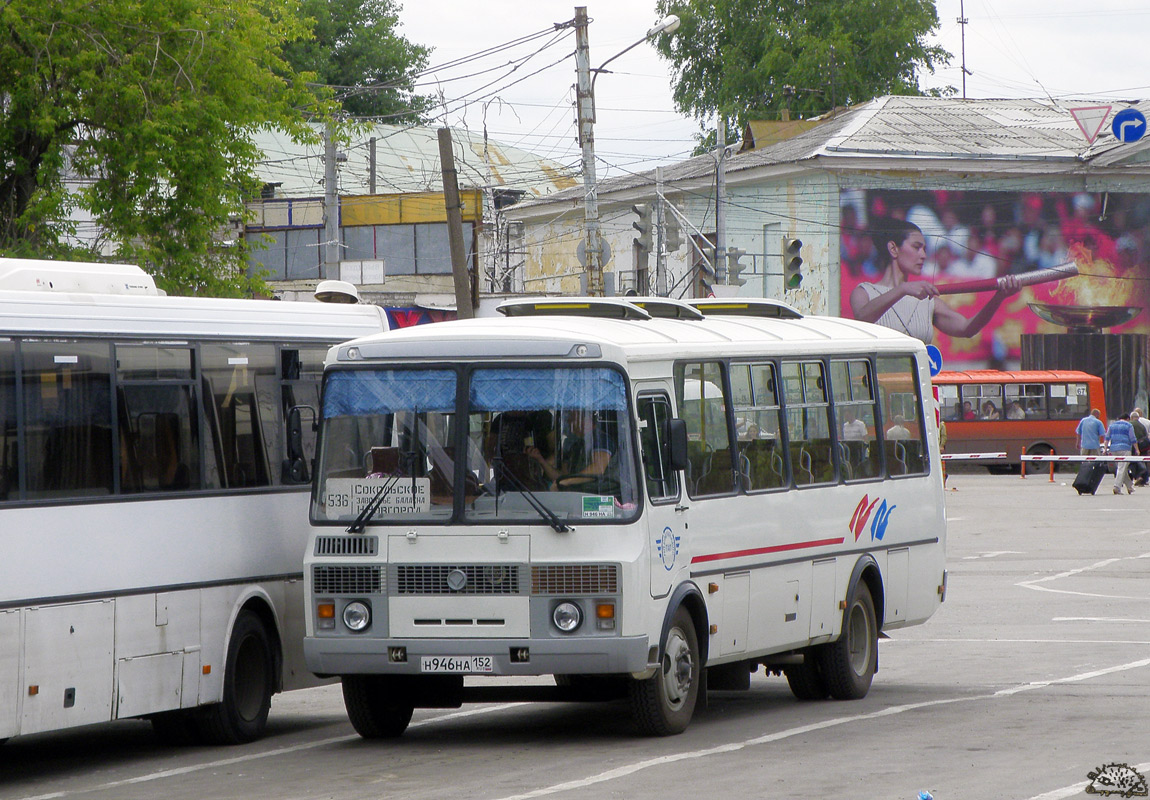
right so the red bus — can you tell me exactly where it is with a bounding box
[934,370,1105,471]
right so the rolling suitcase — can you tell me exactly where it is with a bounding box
[1073,462,1106,495]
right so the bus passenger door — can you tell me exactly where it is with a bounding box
[637,391,688,598]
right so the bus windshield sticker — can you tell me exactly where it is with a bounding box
[581,495,615,518]
[324,477,431,519]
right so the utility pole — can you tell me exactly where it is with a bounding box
[323,120,340,280]
[958,0,970,99]
[437,128,474,319]
[573,6,604,296]
[655,166,667,296]
[715,116,728,285]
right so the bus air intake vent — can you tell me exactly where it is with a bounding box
[312,565,384,595]
[396,565,522,595]
[314,535,379,556]
[532,564,618,595]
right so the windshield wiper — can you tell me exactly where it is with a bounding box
[492,459,571,533]
[346,474,400,533]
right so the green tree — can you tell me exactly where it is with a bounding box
[0,0,333,296]
[654,0,951,129]
[282,0,431,121]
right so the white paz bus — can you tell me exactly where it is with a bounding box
[305,297,947,737]
[0,259,388,745]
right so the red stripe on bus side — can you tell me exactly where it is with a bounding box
[690,537,846,564]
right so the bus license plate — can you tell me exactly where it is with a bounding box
[421,655,494,673]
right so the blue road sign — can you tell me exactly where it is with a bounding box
[926,344,943,377]
[1112,108,1147,143]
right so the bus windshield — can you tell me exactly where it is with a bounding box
[314,365,639,526]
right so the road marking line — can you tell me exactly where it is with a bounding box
[1016,552,1150,600]
[492,657,1150,800]
[11,703,527,800]
[1052,616,1150,623]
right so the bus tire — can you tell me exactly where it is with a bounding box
[784,656,829,701]
[628,606,700,736]
[196,610,275,745]
[342,676,414,739]
[816,582,877,700]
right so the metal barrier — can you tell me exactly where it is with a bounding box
[1020,452,1150,482]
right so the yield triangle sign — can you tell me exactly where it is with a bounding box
[1069,105,1113,144]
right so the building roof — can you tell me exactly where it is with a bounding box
[509,96,1150,215]
[252,123,578,200]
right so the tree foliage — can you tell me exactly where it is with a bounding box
[654,0,951,129]
[0,0,334,296]
[282,0,431,121]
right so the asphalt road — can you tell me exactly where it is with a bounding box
[2,471,1148,800]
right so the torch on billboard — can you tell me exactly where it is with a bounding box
[839,188,1150,415]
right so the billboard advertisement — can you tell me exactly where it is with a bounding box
[839,188,1150,370]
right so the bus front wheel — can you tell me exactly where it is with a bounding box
[342,676,415,738]
[816,582,877,700]
[628,606,700,736]
[196,610,275,745]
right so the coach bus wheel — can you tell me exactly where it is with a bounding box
[1027,443,1056,472]
[628,606,699,736]
[816,582,877,700]
[196,610,275,745]
[342,676,415,738]
[783,655,829,701]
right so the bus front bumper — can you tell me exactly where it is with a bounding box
[304,635,652,677]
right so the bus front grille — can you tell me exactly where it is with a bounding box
[314,535,379,556]
[312,565,385,595]
[531,564,618,595]
[395,565,522,595]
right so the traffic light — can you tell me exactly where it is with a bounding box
[665,214,683,253]
[727,247,748,286]
[782,236,803,289]
[632,204,653,253]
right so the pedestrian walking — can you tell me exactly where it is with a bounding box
[1076,408,1106,455]
[1105,413,1137,495]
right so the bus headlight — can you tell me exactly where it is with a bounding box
[343,601,371,632]
[552,601,582,633]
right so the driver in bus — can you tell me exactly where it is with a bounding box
[527,409,614,489]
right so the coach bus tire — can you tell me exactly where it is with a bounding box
[342,676,415,738]
[783,656,829,701]
[628,606,699,736]
[1028,443,1056,473]
[816,582,877,700]
[196,610,275,745]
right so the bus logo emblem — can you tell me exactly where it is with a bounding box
[850,494,896,542]
[658,527,680,571]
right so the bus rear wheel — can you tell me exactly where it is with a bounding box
[816,582,877,700]
[784,655,829,700]
[196,610,275,745]
[628,606,700,736]
[342,676,415,738]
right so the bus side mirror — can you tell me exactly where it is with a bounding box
[282,405,314,484]
[668,418,689,473]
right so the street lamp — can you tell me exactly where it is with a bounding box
[573,7,679,296]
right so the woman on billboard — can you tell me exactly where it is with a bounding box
[850,219,1022,344]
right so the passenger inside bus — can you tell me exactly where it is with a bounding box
[1007,401,1026,420]
[981,401,1001,420]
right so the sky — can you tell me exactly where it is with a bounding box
[396,0,1150,182]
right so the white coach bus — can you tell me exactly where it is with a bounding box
[305,297,947,737]
[0,259,388,745]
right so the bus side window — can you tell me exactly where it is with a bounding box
[877,356,927,476]
[637,394,679,501]
[676,361,735,497]
[782,361,834,486]
[832,359,880,482]
[0,340,16,501]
